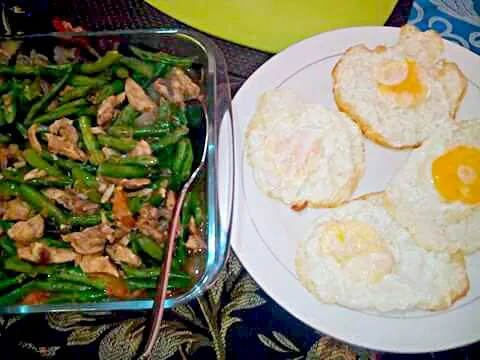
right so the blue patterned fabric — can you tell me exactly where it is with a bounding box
[408,0,480,54]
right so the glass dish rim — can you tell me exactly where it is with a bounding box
[0,28,234,313]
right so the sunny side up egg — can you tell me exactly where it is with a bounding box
[332,24,467,149]
[385,120,480,253]
[245,88,364,210]
[295,193,469,312]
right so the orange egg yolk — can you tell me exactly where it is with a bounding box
[432,145,480,205]
[377,59,426,106]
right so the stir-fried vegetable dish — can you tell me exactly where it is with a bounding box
[0,38,206,305]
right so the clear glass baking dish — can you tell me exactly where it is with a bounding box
[0,29,234,313]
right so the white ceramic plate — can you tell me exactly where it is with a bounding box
[220,26,480,353]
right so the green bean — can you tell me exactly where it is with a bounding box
[55,157,97,173]
[78,116,104,165]
[23,77,42,102]
[134,234,164,261]
[171,106,189,127]
[112,65,129,79]
[172,239,187,271]
[69,211,112,227]
[119,57,154,78]
[2,90,17,124]
[148,193,164,207]
[77,51,121,74]
[80,106,102,118]
[46,291,106,304]
[58,85,93,104]
[0,274,27,291]
[130,237,141,256]
[131,73,149,89]
[49,268,107,291]
[107,127,135,138]
[171,138,193,188]
[3,257,61,275]
[133,126,177,139]
[71,166,97,188]
[122,266,161,279]
[72,167,102,203]
[0,64,71,77]
[0,180,19,197]
[26,176,73,188]
[109,155,158,168]
[39,64,73,78]
[181,192,193,226]
[180,140,193,182]
[111,104,138,128]
[148,178,170,207]
[33,280,95,293]
[90,79,124,104]
[0,133,11,144]
[41,238,70,249]
[149,126,190,152]
[0,134,10,145]
[193,203,203,226]
[1,169,25,183]
[25,69,72,125]
[130,46,195,68]
[17,184,68,224]
[33,98,89,124]
[127,197,145,215]
[97,135,137,152]
[0,282,35,305]
[97,163,147,179]
[0,80,11,94]
[0,236,16,257]
[16,123,27,139]
[122,265,191,281]
[69,213,102,227]
[0,220,13,231]
[68,74,109,87]
[183,190,204,226]
[4,257,34,273]
[150,178,170,191]
[23,149,64,177]
[125,278,155,291]
[0,106,5,126]
[126,276,191,291]
[55,97,89,109]
[109,124,181,140]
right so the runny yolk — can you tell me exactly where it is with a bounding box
[377,58,426,106]
[432,145,480,205]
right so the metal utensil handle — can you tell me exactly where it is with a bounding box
[138,101,208,359]
[138,185,188,359]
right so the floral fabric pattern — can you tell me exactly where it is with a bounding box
[0,254,368,360]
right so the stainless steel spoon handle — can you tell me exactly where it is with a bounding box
[138,101,208,360]
[138,183,190,359]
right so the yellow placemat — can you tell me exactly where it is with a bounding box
[146,0,398,53]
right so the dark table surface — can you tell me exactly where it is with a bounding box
[0,0,478,359]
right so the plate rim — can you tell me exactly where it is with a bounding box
[228,25,480,353]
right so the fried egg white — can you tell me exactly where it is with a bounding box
[295,193,469,312]
[385,120,480,253]
[332,24,467,149]
[245,87,364,209]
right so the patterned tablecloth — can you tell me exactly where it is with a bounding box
[0,1,479,359]
[408,0,480,54]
